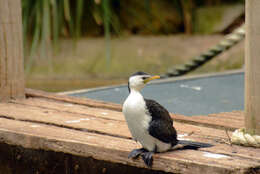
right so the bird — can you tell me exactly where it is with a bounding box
[123,71,212,167]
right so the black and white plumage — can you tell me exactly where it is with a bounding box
[123,71,212,167]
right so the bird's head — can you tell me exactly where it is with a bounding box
[128,71,160,92]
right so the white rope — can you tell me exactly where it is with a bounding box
[231,128,260,147]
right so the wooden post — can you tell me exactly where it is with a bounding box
[0,0,25,102]
[245,0,260,134]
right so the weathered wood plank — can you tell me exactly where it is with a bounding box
[208,111,244,121]
[12,98,124,122]
[0,117,259,174]
[172,113,243,131]
[0,102,130,139]
[245,0,260,134]
[8,89,258,173]
[0,0,24,101]
[11,98,244,130]
[200,143,260,161]
[24,89,244,131]
[25,88,121,111]
[0,101,234,141]
[1,100,260,162]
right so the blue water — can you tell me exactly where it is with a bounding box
[70,72,244,116]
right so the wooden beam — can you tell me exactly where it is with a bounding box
[0,96,259,173]
[0,0,25,102]
[24,89,244,131]
[245,0,260,134]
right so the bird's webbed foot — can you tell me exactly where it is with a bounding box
[141,151,154,167]
[128,148,147,159]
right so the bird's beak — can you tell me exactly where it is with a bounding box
[144,75,160,84]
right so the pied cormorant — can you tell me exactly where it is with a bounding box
[123,71,212,167]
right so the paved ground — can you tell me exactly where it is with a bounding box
[69,71,244,116]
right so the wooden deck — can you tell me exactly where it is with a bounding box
[0,89,259,174]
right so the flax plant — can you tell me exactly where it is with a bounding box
[22,0,113,73]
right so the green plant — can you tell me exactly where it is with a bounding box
[22,0,245,74]
[22,0,114,73]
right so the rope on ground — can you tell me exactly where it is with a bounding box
[161,24,245,78]
[231,128,260,148]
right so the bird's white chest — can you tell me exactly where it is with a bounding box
[123,92,151,141]
[122,91,172,152]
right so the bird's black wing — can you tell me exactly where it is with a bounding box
[145,99,178,145]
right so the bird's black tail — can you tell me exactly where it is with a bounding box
[178,140,213,150]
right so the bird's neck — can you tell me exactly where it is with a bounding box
[124,89,146,111]
[129,89,142,96]
[127,89,144,101]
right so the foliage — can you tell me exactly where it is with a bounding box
[22,0,244,72]
[22,0,114,72]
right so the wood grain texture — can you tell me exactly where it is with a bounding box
[245,0,260,134]
[25,88,121,111]
[0,96,259,173]
[9,98,242,140]
[25,89,244,131]
[0,0,25,102]
[0,117,259,174]
[5,98,260,162]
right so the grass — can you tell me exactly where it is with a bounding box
[26,35,244,92]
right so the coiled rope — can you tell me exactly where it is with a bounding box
[161,24,245,78]
[231,128,260,148]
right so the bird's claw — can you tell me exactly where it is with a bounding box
[128,148,154,167]
[128,148,147,159]
[141,151,154,167]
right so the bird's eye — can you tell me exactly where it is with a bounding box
[142,77,148,80]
